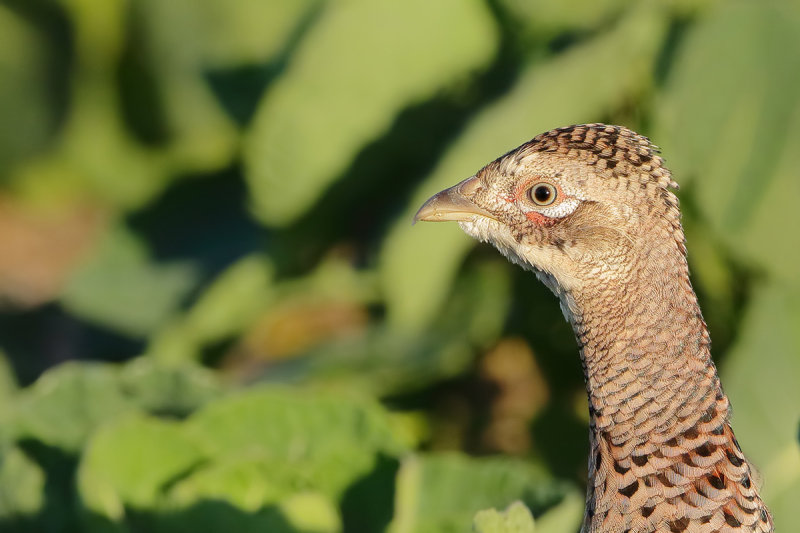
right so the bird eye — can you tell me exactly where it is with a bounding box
[528,183,557,206]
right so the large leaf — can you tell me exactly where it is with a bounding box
[533,490,584,533]
[0,445,45,521]
[160,0,323,68]
[61,223,199,337]
[166,458,342,533]
[145,254,275,364]
[128,0,245,171]
[118,357,223,417]
[473,502,536,533]
[6,359,222,453]
[75,385,403,532]
[496,0,633,42]
[655,9,800,528]
[380,3,669,330]
[655,0,800,287]
[720,282,800,532]
[9,363,134,453]
[78,414,205,518]
[0,7,51,174]
[185,386,405,498]
[243,0,499,226]
[388,453,578,533]
[471,493,585,533]
[10,0,173,210]
[11,0,242,211]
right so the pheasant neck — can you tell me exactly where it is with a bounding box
[570,265,724,442]
[560,248,772,532]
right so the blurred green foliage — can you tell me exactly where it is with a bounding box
[472,502,536,533]
[0,0,798,532]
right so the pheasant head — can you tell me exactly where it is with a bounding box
[415,124,684,302]
[415,124,773,532]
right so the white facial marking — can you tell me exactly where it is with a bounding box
[540,197,580,218]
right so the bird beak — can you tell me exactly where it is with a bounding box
[414,175,494,224]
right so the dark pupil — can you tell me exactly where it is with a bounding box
[534,185,551,203]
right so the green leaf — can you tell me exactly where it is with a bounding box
[129,0,244,172]
[167,459,342,533]
[0,445,45,519]
[9,0,177,209]
[146,254,275,364]
[264,326,473,399]
[496,0,633,42]
[77,414,205,518]
[151,0,323,68]
[649,5,800,527]
[7,359,221,453]
[0,6,51,173]
[381,3,669,331]
[655,1,800,287]
[0,351,18,417]
[243,0,499,226]
[278,492,340,533]
[118,357,223,417]
[10,362,134,453]
[720,282,800,532]
[156,492,340,533]
[533,490,584,533]
[61,224,199,337]
[181,255,274,345]
[388,453,576,533]
[268,259,510,397]
[167,456,301,511]
[473,502,535,533]
[71,384,403,531]
[185,386,406,498]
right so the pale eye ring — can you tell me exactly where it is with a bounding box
[528,183,557,206]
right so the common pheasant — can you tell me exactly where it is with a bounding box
[414,124,773,533]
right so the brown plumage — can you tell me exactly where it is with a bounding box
[415,124,773,532]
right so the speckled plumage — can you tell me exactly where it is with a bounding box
[415,124,773,533]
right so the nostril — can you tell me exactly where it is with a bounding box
[457,175,482,196]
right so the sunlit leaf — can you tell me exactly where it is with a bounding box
[279,492,340,533]
[534,490,584,533]
[10,363,134,453]
[0,445,45,519]
[61,224,199,337]
[0,7,51,174]
[244,0,499,226]
[146,254,275,364]
[185,0,323,67]
[167,459,342,533]
[388,453,575,533]
[496,0,632,42]
[167,456,300,511]
[7,360,221,453]
[130,0,241,171]
[8,0,175,210]
[77,414,205,517]
[655,0,800,287]
[185,386,406,498]
[118,357,223,416]
[473,501,536,533]
[720,282,800,532]
[183,255,274,344]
